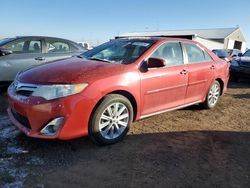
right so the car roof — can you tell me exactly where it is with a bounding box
[13,36,77,43]
[116,36,196,43]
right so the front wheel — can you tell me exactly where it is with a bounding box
[202,81,221,109]
[89,94,133,145]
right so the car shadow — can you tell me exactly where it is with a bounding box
[0,92,8,114]
[180,104,204,111]
[1,130,250,187]
[0,85,9,94]
[233,93,250,99]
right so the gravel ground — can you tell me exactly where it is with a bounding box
[0,81,250,188]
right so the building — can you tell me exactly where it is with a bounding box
[117,27,247,52]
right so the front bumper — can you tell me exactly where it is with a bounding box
[7,84,96,140]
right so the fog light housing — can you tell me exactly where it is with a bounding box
[40,117,64,136]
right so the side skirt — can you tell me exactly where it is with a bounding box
[140,100,203,119]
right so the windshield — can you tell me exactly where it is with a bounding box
[0,38,14,46]
[80,39,155,64]
[212,50,228,58]
[226,49,233,56]
[243,50,250,57]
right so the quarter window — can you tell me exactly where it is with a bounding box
[183,43,212,64]
[150,42,184,67]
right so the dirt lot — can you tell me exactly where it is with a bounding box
[0,81,250,188]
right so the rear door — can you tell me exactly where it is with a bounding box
[140,42,188,116]
[0,37,45,81]
[182,42,215,104]
[43,39,82,63]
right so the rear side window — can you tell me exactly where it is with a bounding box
[150,42,184,67]
[46,40,70,53]
[2,39,42,53]
[184,43,212,64]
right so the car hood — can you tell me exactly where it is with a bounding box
[18,57,128,84]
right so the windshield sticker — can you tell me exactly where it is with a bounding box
[132,42,150,47]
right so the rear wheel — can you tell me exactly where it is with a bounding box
[89,94,133,145]
[202,80,221,109]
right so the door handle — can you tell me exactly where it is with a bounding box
[180,69,188,75]
[210,65,215,70]
[35,57,45,61]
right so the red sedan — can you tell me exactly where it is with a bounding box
[7,38,229,145]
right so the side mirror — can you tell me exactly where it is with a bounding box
[238,53,243,57]
[147,57,166,68]
[0,48,13,56]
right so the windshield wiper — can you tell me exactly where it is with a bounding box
[89,57,112,63]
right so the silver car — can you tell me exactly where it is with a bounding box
[0,36,85,86]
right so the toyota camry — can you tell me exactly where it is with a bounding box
[7,37,229,145]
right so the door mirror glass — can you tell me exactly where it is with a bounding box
[147,57,166,68]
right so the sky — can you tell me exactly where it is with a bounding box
[1,0,250,46]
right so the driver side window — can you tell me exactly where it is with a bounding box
[150,42,184,67]
[3,39,42,54]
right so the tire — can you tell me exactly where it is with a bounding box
[202,80,221,109]
[89,94,133,145]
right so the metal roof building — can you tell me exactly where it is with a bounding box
[118,27,247,52]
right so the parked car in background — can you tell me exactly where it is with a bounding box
[230,49,250,82]
[7,38,229,145]
[78,42,93,50]
[212,49,232,63]
[226,49,242,58]
[0,36,85,86]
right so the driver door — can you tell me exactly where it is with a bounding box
[140,42,188,116]
[0,38,45,81]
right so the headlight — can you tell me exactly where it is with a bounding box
[231,61,239,67]
[32,83,88,100]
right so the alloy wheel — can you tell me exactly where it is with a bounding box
[208,83,220,106]
[99,102,129,140]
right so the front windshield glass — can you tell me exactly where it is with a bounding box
[213,50,228,58]
[80,39,155,64]
[226,49,233,56]
[0,38,14,46]
[243,50,250,57]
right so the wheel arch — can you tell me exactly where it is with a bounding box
[108,90,138,121]
[215,78,224,95]
[90,90,138,122]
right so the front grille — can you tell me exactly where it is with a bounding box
[13,81,38,97]
[11,109,31,129]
